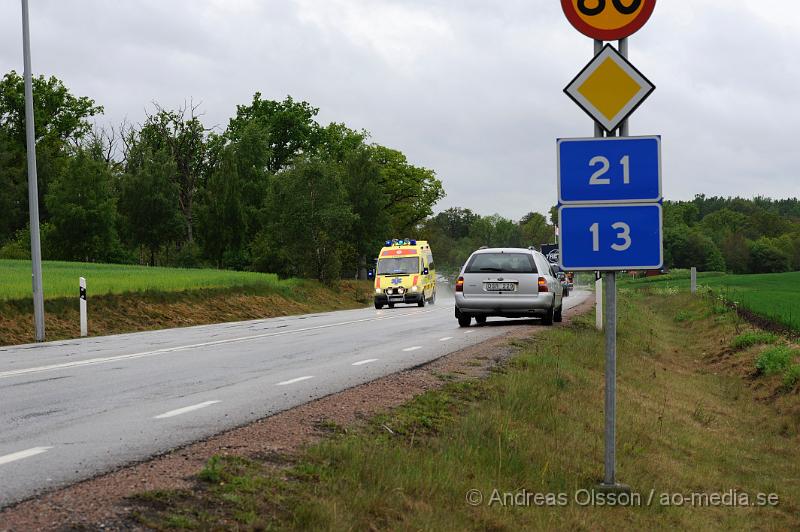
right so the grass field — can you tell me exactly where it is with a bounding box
[0,260,294,301]
[131,291,800,530]
[622,270,800,332]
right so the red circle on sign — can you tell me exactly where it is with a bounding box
[561,0,656,41]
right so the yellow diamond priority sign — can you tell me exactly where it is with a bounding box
[564,44,655,133]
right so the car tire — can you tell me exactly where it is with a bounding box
[418,296,426,307]
[374,302,383,310]
[458,314,472,327]
[429,289,436,305]
[475,316,487,325]
[554,306,563,323]
[541,306,554,326]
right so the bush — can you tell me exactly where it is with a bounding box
[731,331,779,350]
[783,365,800,390]
[755,346,795,376]
[749,238,791,274]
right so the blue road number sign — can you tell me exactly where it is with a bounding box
[558,136,661,204]
[558,203,663,271]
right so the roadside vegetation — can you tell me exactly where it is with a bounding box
[622,269,800,332]
[0,259,294,300]
[0,275,372,346]
[0,71,444,281]
[131,291,800,530]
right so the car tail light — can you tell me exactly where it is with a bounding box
[538,277,548,293]
[455,276,464,292]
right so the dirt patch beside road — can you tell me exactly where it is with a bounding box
[0,297,594,530]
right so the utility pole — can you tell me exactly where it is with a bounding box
[21,0,46,342]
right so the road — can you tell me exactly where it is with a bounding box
[0,288,589,507]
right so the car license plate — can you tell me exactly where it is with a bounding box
[485,282,516,292]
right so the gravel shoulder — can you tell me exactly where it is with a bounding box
[0,296,594,531]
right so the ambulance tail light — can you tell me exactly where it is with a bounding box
[456,276,464,292]
[538,277,548,293]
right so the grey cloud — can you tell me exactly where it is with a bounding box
[1,0,798,220]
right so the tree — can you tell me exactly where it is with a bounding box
[124,104,209,244]
[44,150,119,261]
[749,238,791,273]
[196,146,247,268]
[431,208,479,240]
[256,158,355,282]
[0,71,102,241]
[370,145,445,234]
[664,227,725,272]
[118,149,184,265]
[520,211,554,247]
[226,94,322,173]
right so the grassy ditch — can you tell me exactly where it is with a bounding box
[621,269,800,333]
[131,291,800,530]
[0,280,372,346]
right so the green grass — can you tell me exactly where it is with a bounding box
[756,346,797,376]
[623,270,800,332]
[731,331,779,350]
[132,292,800,530]
[0,259,295,301]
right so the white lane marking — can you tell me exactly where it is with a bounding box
[402,346,422,352]
[352,359,379,366]
[0,308,443,380]
[276,375,314,386]
[464,330,475,335]
[439,337,453,341]
[154,400,221,419]
[0,446,53,466]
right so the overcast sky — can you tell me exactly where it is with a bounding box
[1,1,798,220]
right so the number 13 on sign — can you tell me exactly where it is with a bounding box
[559,204,663,271]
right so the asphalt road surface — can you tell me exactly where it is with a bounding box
[0,288,590,507]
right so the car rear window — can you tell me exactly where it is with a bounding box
[464,253,538,274]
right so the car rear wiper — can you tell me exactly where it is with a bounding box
[478,267,502,272]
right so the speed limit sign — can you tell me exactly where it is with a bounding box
[561,0,656,41]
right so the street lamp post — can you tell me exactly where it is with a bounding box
[21,0,46,342]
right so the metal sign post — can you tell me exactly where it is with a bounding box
[21,0,46,342]
[559,0,660,490]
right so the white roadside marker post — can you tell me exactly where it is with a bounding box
[691,267,697,294]
[79,277,87,337]
[595,273,603,331]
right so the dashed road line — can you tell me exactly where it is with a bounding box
[276,375,314,386]
[0,446,53,466]
[439,337,453,341]
[154,400,221,419]
[352,359,379,366]
[402,346,422,352]
[464,330,475,334]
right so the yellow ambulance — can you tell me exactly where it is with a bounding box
[374,239,436,309]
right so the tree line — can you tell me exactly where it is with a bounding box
[2,71,797,281]
[0,71,444,281]
[662,195,800,274]
[421,196,800,276]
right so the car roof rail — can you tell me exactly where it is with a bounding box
[478,246,489,250]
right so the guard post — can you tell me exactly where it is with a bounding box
[79,277,87,337]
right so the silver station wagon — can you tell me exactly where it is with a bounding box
[454,247,564,327]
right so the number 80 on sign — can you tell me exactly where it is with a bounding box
[558,203,663,271]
